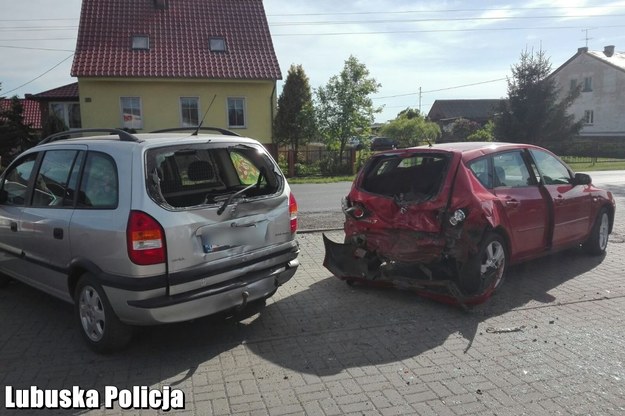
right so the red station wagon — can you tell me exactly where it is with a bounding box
[324,142,616,305]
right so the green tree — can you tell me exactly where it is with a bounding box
[41,113,68,139]
[450,118,481,141]
[379,107,440,147]
[0,95,37,166]
[274,64,316,160]
[467,120,495,142]
[316,56,381,164]
[494,48,582,144]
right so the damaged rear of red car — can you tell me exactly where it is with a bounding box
[324,142,616,306]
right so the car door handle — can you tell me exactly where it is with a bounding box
[53,228,64,240]
[10,222,17,232]
[505,199,520,207]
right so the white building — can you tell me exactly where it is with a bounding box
[550,45,625,140]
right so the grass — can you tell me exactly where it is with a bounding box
[565,160,625,172]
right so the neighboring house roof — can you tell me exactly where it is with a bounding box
[0,98,42,129]
[31,82,79,99]
[550,45,625,79]
[71,0,282,80]
[428,99,505,122]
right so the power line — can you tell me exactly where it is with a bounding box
[0,45,74,52]
[272,24,625,36]
[0,38,75,41]
[1,54,74,95]
[267,5,620,17]
[269,13,625,26]
[373,78,507,100]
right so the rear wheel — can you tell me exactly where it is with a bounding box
[75,273,132,353]
[460,232,507,296]
[582,208,610,255]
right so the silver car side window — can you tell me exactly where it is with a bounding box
[0,153,38,206]
[78,152,118,209]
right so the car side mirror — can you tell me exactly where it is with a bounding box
[573,172,592,186]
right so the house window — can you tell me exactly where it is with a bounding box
[583,76,592,92]
[227,97,245,128]
[50,102,82,129]
[570,79,578,91]
[120,97,143,130]
[584,110,594,125]
[132,35,149,50]
[209,37,226,52]
[180,97,199,127]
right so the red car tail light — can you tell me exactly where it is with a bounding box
[127,210,166,265]
[289,193,298,234]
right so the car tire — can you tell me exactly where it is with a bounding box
[459,232,507,296]
[582,207,610,256]
[0,274,11,288]
[74,273,132,353]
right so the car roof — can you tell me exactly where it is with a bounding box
[382,141,546,161]
[35,133,261,149]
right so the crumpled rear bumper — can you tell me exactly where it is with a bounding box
[322,234,492,307]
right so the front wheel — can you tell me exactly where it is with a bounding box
[74,273,132,353]
[459,232,507,297]
[582,208,610,255]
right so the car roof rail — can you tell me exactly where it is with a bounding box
[39,128,140,145]
[150,127,241,137]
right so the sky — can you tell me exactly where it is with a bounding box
[1,0,625,123]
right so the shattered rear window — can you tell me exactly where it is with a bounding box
[360,153,449,202]
[145,144,281,209]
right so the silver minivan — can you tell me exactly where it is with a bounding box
[0,128,299,352]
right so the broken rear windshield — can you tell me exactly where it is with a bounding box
[360,153,450,202]
[145,144,281,209]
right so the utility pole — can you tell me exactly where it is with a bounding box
[582,28,593,47]
[418,87,422,114]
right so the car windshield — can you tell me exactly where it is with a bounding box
[360,153,449,202]
[145,143,281,209]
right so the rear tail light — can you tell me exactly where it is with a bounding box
[127,210,166,265]
[289,193,298,233]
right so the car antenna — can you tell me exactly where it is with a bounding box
[193,94,218,136]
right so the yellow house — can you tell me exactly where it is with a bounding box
[71,0,281,143]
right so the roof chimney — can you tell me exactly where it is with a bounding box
[604,45,615,57]
[154,0,168,10]
[578,46,589,54]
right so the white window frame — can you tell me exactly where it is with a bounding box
[49,102,81,129]
[179,97,200,128]
[120,97,143,130]
[227,97,246,129]
[584,110,594,125]
[209,37,226,52]
[132,35,150,50]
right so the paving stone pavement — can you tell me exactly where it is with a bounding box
[1,195,624,415]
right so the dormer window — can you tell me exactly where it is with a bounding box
[209,37,226,52]
[132,35,150,50]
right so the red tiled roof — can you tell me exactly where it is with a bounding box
[71,0,282,80]
[0,99,42,129]
[32,82,79,99]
